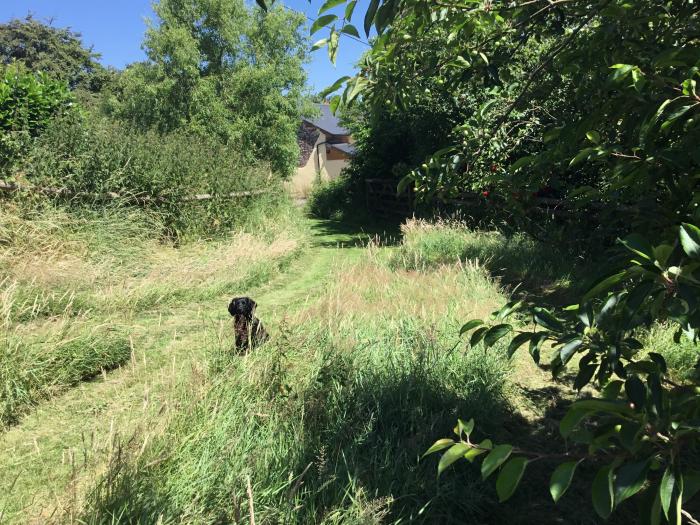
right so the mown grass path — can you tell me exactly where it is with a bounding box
[0,217,387,524]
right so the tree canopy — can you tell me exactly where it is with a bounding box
[254,0,700,521]
[107,0,311,177]
[0,16,107,92]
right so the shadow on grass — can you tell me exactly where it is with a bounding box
[79,341,636,525]
[308,216,402,249]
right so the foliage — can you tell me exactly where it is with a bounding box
[105,0,311,177]
[0,16,108,92]
[0,65,73,172]
[452,222,700,522]
[252,0,700,521]
[16,111,277,237]
[306,175,357,221]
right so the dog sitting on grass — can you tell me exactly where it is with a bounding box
[228,296,268,352]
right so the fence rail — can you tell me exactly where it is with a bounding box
[364,178,604,219]
[0,180,270,204]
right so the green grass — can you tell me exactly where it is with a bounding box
[390,218,574,294]
[81,320,515,524]
[4,210,698,524]
[1,322,131,428]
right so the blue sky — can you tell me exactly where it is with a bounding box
[0,0,370,92]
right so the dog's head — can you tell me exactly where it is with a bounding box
[228,296,257,318]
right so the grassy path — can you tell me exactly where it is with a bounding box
[0,218,380,523]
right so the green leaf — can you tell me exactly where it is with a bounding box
[560,338,583,364]
[422,438,455,458]
[481,444,513,480]
[583,272,626,302]
[311,38,329,51]
[660,105,695,132]
[620,233,655,262]
[318,0,346,15]
[483,324,513,348]
[460,319,484,335]
[660,467,675,519]
[396,173,414,196]
[470,326,488,347]
[680,223,700,258]
[569,147,595,167]
[624,376,646,409]
[344,0,357,20]
[533,308,564,332]
[559,409,588,438]
[614,460,649,504]
[456,418,475,438]
[464,439,492,462]
[328,28,339,65]
[340,24,360,38]
[496,457,528,502]
[319,75,351,98]
[345,75,366,104]
[592,465,615,519]
[329,95,341,114]
[510,155,537,172]
[438,443,470,476]
[311,14,338,35]
[573,399,634,415]
[364,0,379,36]
[550,461,579,503]
[586,131,601,144]
[507,332,533,358]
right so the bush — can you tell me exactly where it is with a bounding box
[16,112,280,237]
[0,65,72,171]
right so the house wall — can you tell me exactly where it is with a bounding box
[290,130,350,197]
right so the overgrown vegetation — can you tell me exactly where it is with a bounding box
[294,0,700,522]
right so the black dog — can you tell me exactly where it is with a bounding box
[228,296,268,352]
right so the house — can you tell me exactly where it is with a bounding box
[292,104,355,196]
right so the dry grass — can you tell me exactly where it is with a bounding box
[0,200,307,522]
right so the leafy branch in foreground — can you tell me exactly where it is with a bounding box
[428,223,700,523]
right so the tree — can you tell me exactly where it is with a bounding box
[107,0,310,177]
[0,16,108,92]
[256,0,700,521]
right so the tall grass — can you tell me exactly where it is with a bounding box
[0,197,307,433]
[390,218,573,292]
[82,320,514,524]
[1,319,130,427]
[0,199,306,325]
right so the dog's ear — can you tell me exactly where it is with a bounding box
[248,298,257,311]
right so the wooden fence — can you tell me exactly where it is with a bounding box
[365,178,585,219]
[365,178,414,219]
[0,180,269,204]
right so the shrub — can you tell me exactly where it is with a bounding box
[0,65,72,171]
[16,112,280,237]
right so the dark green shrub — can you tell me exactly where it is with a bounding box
[0,65,72,171]
[19,112,280,237]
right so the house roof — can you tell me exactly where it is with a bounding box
[303,104,350,136]
[329,142,356,155]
